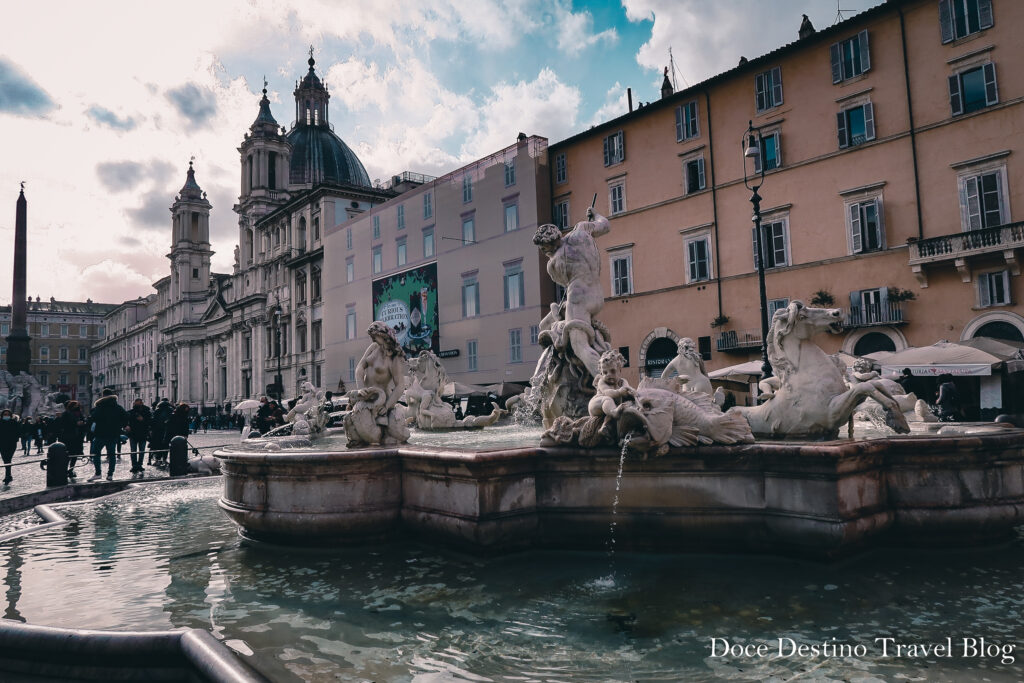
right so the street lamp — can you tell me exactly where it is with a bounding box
[273,307,283,401]
[742,120,773,380]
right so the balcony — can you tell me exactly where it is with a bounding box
[908,221,1024,286]
[716,329,763,353]
[844,302,906,329]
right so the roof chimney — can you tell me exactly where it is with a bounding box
[627,87,633,112]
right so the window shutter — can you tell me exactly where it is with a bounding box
[771,67,783,106]
[772,222,787,266]
[519,272,526,305]
[849,203,863,253]
[875,197,886,248]
[697,157,706,190]
[863,102,875,141]
[837,111,849,148]
[773,132,782,167]
[994,170,1006,225]
[938,0,954,43]
[755,73,766,111]
[979,273,991,307]
[983,62,998,105]
[752,227,761,269]
[948,74,965,115]
[978,0,994,30]
[688,241,698,281]
[850,290,861,320]
[603,136,610,166]
[830,42,842,83]
[859,30,871,72]
[690,101,699,138]
[1000,271,1010,303]
[618,131,625,162]
[879,284,890,320]
[964,176,982,230]
[675,106,683,141]
[752,141,763,174]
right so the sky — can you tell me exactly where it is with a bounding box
[0,0,879,306]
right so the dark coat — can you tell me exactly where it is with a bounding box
[90,395,129,440]
[54,409,87,456]
[165,409,191,440]
[127,404,153,440]
[0,417,20,453]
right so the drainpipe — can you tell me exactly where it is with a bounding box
[899,7,924,241]
[705,91,723,319]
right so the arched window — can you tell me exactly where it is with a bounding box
[311,267,322,302]
[853,332,897,356]
[974,321,1024,343]
[297,217,307,251]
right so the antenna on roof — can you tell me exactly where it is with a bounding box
[834,0,855,24]
[668,47,689,89]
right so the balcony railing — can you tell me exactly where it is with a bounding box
[844,302,906,329]
[716,329,763,352]
[909,221,1024,265]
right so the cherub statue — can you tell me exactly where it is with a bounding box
[587,349,635,440]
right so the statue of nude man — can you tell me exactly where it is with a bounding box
[532,207,610,378]
[661,337,713,395]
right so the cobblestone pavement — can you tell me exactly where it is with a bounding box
[0,429,243,502]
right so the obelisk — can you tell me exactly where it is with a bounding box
[6,185,31,375]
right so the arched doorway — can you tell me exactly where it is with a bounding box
[644,337,677,377]
[974,321,1024,343]
[853,332,897,356]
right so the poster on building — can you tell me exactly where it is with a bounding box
[371,262,439,357]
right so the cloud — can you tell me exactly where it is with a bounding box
[127,190,171,230]
[96,160,176,193]
[86,105,138,131]
[166,83,218,126]
[77,260,160,304]
[555,7,619,56]
[588,82,629,126]
[0,57,56,116]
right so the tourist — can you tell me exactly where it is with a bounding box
[0,409,20,485]
[54,401,86,479]
[126,398,152,475]
[88,388,129,481]
[255,396,272,434]
[150,398,174,466]
[936,374,961,422]
[166,403,192,441]
[19,416,33,456]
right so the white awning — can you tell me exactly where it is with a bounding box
[880,363,992,377]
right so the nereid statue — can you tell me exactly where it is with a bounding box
[661,337,713,396]
[405,351,504,429]
[344,321,410,448]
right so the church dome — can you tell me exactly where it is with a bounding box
[286,125,371,187]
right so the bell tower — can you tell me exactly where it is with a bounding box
[169,160,213,309]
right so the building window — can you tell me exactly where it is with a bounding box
[349,357,356,382]
[504,263,525,310]
[504,203,519,232]
[940,0,994,43]
[959,168,1007,231]
[685,235,712,283]
[41,324,48,336]
[396,237,407,267]
[504,158,516,186]
[78,346,87,362]
[346,227,352,250]
[850,288,886,324]
[79,324,87,337]
[949,63,998,116]
[554,201,569,230]
[98,325,104,337]
[79,372,88,387]
[296,273,307,303]
[346,257,354,283]
[555,152,567,184]
[830,30,870,83]
[39,346,48,362]
[978,270,1011,307]
[311,268,321,301]
[675,101,699,141]
[837,103,875,148]
[462,175,473,203]
[462,217,475,244]
[609,182,625,215]
[609,252,633,296]
[603,131,625,166]
[311,320,322,350]
[60,324,68,337]
[755,66,783,112]
[39,372,48,388]
[467,339,478,372]
[313,217,320,241]
[423,192,432,219]
[243,334,251,360]
[530,325,540,345]
[372,246,382,274]
[58,371,68,386]
[397,204,405,231]
[0,324,7,335]
[59,346,69,362]
[372,215,380,240]
[753,130,781,173]
[462,276,480,318]
[297,324,308,353]
[423,228,435,259]
[346,309,356,340]
[684,157,706,194]
[847,198,885,253]
[753,218,790,269]
[509,328,522,363]
[768,298,790,318]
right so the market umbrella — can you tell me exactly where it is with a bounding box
[879,341,1008,377]
[708,360,763,384]
[441,381,489,397]
[234,399,262,412]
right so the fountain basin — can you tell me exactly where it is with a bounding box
[218,428,1024,558]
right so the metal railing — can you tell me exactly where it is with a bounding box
[844,302,906,328]
[909,220,1024,264]
[716,328,763,352]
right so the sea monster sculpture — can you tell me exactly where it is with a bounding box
[404,351,504,429]
[728,301,911,439]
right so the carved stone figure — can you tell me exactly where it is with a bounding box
[284,380,330,434]
[404,351,504,429]
[529,208,614,428]
[344,321,410,448]
[661,337,713,395]
[587,349,635,441]
[845,357,936,426]
[729,301,911,439]
[0,370,41,417]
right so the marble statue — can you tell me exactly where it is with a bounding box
[0,370,42,417]
[529,208,614,428]
[541,349,754,456]
[661,337,713,395]
[729,301,911,439]
[845,357,937,426]
[344,321,410,448]
[284,380,331,434]
[404,351,504,429]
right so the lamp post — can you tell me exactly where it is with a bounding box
[273,307,283,401]
[742,120,773,380]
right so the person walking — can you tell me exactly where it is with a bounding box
[88,388,128,481]
[165,403,192,445]
[54,401,87,479]
[150,398,173,466]
[126,398,152,476]
[0,409,21,485]
[19,417,33,456]
[936,374,962,422]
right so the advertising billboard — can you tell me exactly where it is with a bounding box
[371,262,440,357]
